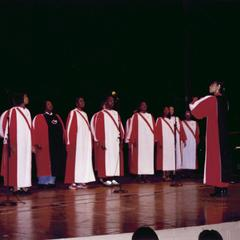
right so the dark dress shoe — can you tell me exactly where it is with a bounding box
[210,187,228,197]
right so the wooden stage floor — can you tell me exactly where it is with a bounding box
[0,179,240,240]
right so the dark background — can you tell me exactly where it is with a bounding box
[1,0,240,175]
[0,0,239,126]
[0,0,240,177]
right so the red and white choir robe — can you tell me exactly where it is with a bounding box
[95,109,125,178]
[0,107,32,188]
[65,109,95,184]
[32,113,66,178]
[181,120,200,169]
[155,116,187,171]
[189,95,231,187]
[127,113,155,175]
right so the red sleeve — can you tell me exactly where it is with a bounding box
[95,111,105,145]
[32,114,49,148]
[195,122,200,145]
[190,96,215,119]
[129,113,138,144]
[179,120,187,143]
[9,109,17,150]
[32,115,40,146]
[155,117,163,144]
[66,111,77,147]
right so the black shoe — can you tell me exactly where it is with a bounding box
[218,188,228,197]
[210,187,228,197]
[19,188,31,195]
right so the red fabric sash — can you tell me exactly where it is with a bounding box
[162,117,181,135]
[183,120,196,140]
[16,107,32,131]
[103,110,120,133]
[138,113,154,134]
[75,110,93,135]
[161,118,174,135]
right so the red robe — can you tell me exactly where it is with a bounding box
[1,107,32,188]
[190,95,230,187]
[95,110,125,178]
[64,109,95,184]
[32,114,66,177]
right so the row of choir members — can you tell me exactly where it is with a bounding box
[0,93,199,193]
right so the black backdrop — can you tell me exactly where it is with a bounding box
[0,0,240,127]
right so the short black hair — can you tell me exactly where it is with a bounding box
[12,92,25,106]
[198,230,223,240]
[43,99,53,111]
[132,226,159,240]
[75,96,84,105]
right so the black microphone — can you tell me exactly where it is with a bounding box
[112,91,119,102]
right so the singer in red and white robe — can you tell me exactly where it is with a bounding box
[32,110,66,185]
[65,108,95,185]
[189,95,231,187]
[181,119,200,169]
[1,106,32,189]
[155,116,186,171]
[127,112,155,175]
[95,109,125,178]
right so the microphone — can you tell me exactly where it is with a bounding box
[112,91,119,102]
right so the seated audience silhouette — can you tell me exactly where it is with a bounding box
[198,230,223,240]
[132,226,159,240]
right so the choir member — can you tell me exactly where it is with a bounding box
[94,96,125,186]
[155,106,186,181]
[65,97,95,189]
[0,93,32,194]
[181,110,200,170]
[32,100,66,188]
[127,101,155,183]
[189,81,232,197]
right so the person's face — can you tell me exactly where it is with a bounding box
[139,102,147,113]
[45,101,53,112]
[169,106,175,116]
[209,82,220,94]
[77,98,85,109]
[23,94,29,105]
[106,96,114,109]
[163,107,169,116]
[185,111,191,120]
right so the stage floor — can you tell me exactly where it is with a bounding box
[0,179,240,240]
